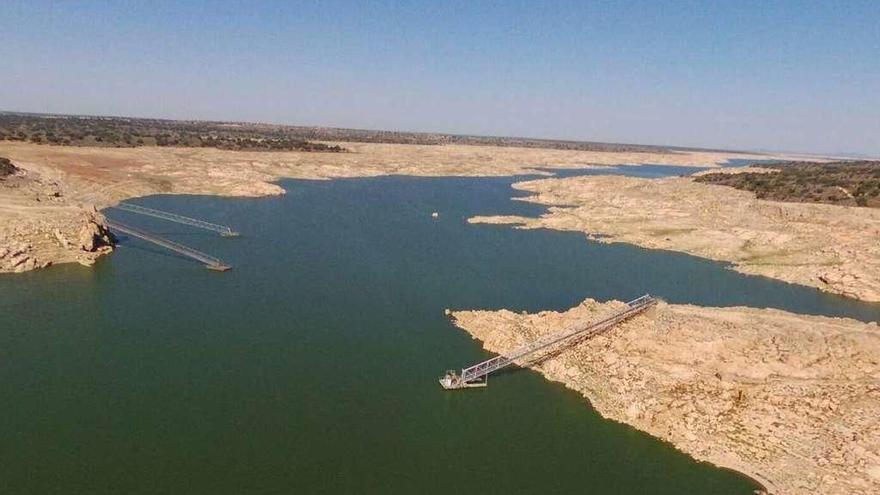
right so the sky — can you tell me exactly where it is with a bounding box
[1,0,878,156]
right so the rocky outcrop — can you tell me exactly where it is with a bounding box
[450,299,880,495]
[0,157,19,178]
[0,208,116,274]
[73,210,115,266]
[77,211,115,253]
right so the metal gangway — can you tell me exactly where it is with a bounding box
[112,202,239,237]
[106,219,231,271]
[440,294,657,389]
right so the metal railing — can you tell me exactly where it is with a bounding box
[457,294,657,385]
[113,203,239,237]
[107,219,231,271]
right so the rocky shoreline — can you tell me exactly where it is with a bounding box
[0,142,787,275]
[0,155,116,273]
[0,211,115,273]
[469,173,880,302]
[449,298,880,495]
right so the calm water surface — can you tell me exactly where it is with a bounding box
[2,168,878,494]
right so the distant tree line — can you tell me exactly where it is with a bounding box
[695,161,880,208]
[0,111,719,154]
[0,114,346,153]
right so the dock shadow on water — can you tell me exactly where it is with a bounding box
[1,170,878,494]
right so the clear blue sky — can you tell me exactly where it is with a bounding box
[1,0,878,155]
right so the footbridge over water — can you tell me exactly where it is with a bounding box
[440,294,657,389]
[106,219,232,271]
[112,202,239,237]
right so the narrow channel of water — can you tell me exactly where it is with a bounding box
[1,168,877,494]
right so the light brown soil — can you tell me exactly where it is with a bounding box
[450,298,880,495]
[0,141,780,274]
[469,174,880,302]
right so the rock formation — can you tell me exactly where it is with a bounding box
[450,299,880,495]
[73,210,116,266]
[77,210,115,252]
[0,156,19,178]
[0,241,39,273]
[0,208,116,274]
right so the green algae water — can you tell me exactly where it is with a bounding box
[2,169,879,494]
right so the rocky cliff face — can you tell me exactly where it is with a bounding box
[0,208,116,273]
[0,155,118,274]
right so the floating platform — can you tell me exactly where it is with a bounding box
[439,371,486,389]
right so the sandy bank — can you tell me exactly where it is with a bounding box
[450,298,880,495]
[469,175,880,302]
[0,141,781,274]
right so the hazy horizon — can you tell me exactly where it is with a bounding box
[2,1,878,156]
[2,107,873,159]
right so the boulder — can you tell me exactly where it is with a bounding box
[0,157,18,178]
[77,213,116,252]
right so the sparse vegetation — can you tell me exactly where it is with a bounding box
[0,113,346,153]
[0,111,708,154]
[695,161,880,208]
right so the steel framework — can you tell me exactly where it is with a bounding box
[441,294,657,389]
[113,203,239,237]
[107,219,231,271]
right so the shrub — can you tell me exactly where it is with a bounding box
[0,157,19,177]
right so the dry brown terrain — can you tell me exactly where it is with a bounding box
[470,174,880,302]
[450,298,880,495]
[0,141,773,274]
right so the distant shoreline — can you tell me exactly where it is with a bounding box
[0,109,756,155]
[0,139,787,276]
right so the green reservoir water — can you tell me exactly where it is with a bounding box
[2,168,879,494]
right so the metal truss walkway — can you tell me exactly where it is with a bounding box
[440,294,657,389]
[107,219,231,271]
[112,202,239,237]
